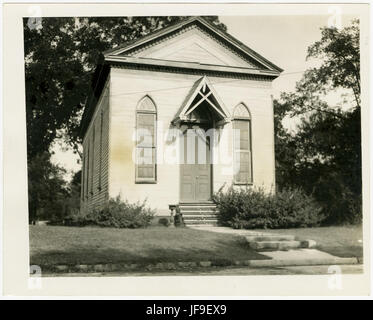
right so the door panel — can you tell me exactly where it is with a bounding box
[180,164,195,202]
[180,128,211,202]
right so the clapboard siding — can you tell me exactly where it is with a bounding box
[80,21,279,217]
[80,79,110,214]
[108,67,275,215]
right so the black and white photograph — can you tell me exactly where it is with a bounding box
[2,1,371,297]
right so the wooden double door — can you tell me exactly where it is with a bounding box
[180,127,212,202]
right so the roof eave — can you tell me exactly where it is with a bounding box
[105,55,282,78]
[79,61,110,139]
[103,16,197,56]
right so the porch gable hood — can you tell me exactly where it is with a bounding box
[172,76,231,126]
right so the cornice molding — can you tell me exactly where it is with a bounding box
[106,56,279,81]
[125,24,260,69]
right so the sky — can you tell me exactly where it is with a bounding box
[51,13,358,181]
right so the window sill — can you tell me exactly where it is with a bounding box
[233,182,253,186]
[135,180,157,184]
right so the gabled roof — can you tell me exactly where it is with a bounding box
[104,16,283,73]
[80,17,283,138]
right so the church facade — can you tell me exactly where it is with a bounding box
[80,17,282,218]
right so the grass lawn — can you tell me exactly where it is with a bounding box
[256,225,363,258]
[30,225,268,267]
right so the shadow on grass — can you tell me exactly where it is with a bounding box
[316,246,363,258]
[30,238,269,267]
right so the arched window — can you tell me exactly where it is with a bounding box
[233,103,252,184]
[136,96,157,183]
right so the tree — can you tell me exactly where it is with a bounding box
[28,152,69,223]
[274,19,361,224]
[307,19,360,108]
[24,16,226,158]
[24,16,226,221]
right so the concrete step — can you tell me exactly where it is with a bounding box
[181,211,218,215]
[185,223,218,227]
[180,204,217,207]
[248,240,303,250]
[183,219,218,225]
[250,257,358,267]
[179,207,217,211]
[189,225,218,227]
[180,204,216,206]
[248,239,317,250]
[178,203,219,227]
[244,235,296,242]
[252,248,358,267]
[183,217,218,222]
[181,214,218,219]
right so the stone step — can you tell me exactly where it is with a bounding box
[248,240,303,250]
[181,214,218,219]
[179,202,215,206]
[249,257,358,267]
[185,224,218,227]
[183,219,218,225]
[179,207,217,211]
[183,214,218,220]
[244,235,296,242]
[181,211,218,215]
[188,224,218,227]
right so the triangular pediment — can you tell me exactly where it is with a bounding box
[159,42,228,66]
[127,27,256,68]
[106,17,283,72]
[173,76,230,125]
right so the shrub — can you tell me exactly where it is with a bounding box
[158,217,171,227]
[213,186,324,229]
[74,196,155,228]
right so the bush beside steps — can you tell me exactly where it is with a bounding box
[213,186,324,229]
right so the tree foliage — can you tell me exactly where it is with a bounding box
[307,20,360,107]
[24,16,226,158]
[274,20,361,224]
[24,16,226,222]
[28,152,69,223]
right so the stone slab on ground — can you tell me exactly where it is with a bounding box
[190,226,316,249]
[189,225,274,236]
[249,240,302,250]
[188,226,359,267]
[245,235,296,242]
[262,248,337,260]
[250,249,359,267]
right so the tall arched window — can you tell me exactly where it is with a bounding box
[233,103,252,184]
[136,96,157,183]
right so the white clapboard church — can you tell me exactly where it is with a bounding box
[80,17,282,224]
